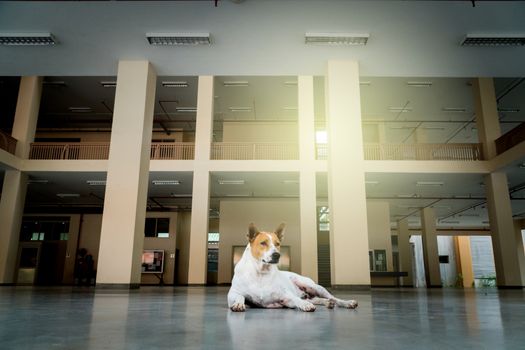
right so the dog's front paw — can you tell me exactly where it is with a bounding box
[298,300,316,312]
[230,302,246,312]
[339,299,358,309]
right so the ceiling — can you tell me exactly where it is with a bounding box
[1,1,525,77]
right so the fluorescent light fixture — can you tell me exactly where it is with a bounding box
[224,194,250,197]
[228,107,252,112]
[223,81,249,87]
[498,107,520,113]
[359,81,371,86]
[162,81,188,88]
[305,32,369,45]
[388,107,413,113]
[100,81,116,88]
[461,34,525,47]
[175,107,197,113]
[365,181,379,185]
[458,214,480,217]
[28,179,49,184]
[43,80,66,87]
[56,193,80,198]
[397,194,415,198]
[146,32,211,45]
[389,126,414,130]
[441,220,460,224]
[152,180,180,185]
[86,180,106,186]
[422,126,446,130]
[407,81,432,87]
[283,107,298,111]
[0,32,57,46]
[284,81,298,86]
[68,107,92,112]
[218,180,245,185]
[170,193,192,197]
[416,181,444,186]
[282,180,299,184]
[282,194,298,198]
[442,107,467,113]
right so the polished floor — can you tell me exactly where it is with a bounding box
[0,286,524,349]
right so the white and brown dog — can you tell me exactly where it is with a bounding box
[227,223,358,312]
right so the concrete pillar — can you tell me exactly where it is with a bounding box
[298,75,318,282]
[326,60,370,288]
[0,171,28,284]
[455,236,474,288]
[473,78,501,159]
[515,220,525,285]
[397,219,414,287]
[96,61,156,288]
[485,172,524,287]
[420,207,441,287]
[187,76,214,284]
[11,76,42,158]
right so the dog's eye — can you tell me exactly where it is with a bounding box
[275,242,280,247]
[260,241,267,246]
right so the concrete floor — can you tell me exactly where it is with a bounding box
[0,286,524,349]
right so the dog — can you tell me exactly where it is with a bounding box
[227,223,358,312]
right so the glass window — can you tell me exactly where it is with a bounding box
[20,217,69,241]
[144,218,170,238]
[374,250,387,272]
[145,218,156,237]
[318,206,330,231]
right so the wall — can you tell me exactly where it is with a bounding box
[222,121,298,143]
[217,199,301,284]
[366,201,393,271]
[175,211,192,285]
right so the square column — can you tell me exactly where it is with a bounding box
[473,78,501,159]
[485,172,524,287]
[397,219,414,287]
[454,236,474,288]
[0,171,28,283]
[187,76,214,285]
[325,61,370,288]
[420,207,441,287]
[12,76,42,158]
[96,61,156,288]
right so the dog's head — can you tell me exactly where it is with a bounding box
[247,223,285,264]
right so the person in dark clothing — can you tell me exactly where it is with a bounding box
[75,248,95,286]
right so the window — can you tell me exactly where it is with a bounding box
[369,249,387,272]
[20,217,70,241]
[318,206,330,231]
[144,218,170,238]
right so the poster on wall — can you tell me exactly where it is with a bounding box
[232,246,290,274]
[141,250,164,273]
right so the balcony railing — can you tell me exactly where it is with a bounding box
[317,143,483,161]
[211,142,299,160]
[0,130,17,155]
[29,142,195,160]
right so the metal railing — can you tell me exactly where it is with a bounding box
[211,142,299,160]
[0,130,17,155]
[29,142,196,160]
[317,143,483,161]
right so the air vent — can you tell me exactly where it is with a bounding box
[305,32,369,45]
[152,180,180,185]
[87,180,106,186]
[162,81,188,88]
[461,34,525,47]
[0,33,57,46]
[146,33,211,45]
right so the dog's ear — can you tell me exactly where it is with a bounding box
[275,223,285,241]
[247,223,260,242]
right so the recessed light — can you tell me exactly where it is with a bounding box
[416,181,444,186]
[442,107,467,113]
[152,180,180,185]
[218,180,245,185]
[146,32,211,45]
[175,107,197,113]
[162,81,188,88]
[100,81,116,88]
[56,193,80,198]
[407,81,432,87]
[223,81,249,87]
[461,34,525,47]
[305,32,369,45]
[68,107,92,112]
[0,32,57,46]
[86,180,106,186]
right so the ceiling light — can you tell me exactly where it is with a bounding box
[442,107,467,113]
[440,220,460,224]
[305,32,369,45]
[28,179,49,184]
[224,194,250,197]
[397,194,416,198]
[152,180,180,185]
[283,107,298,111]
[56,193,80,198]
[458,214,480,217]
[175,107,197,113]
[389,126,414,130]
[228,107,252,112]
[282,180,299,184]
[223,81,249,87]
[388,107,413,113]
[422,126,446,130]
[407,81,432,87]
[461,34,525,47]
[146,32,211,45]
[68,107,92,112]
[86,180,106,186]
[497,107,520,113]
[365,181,379,185]
[359,81,371,86]
[218,180,245,185]
[43,80,66,87]
[170,193,192,197]
[0,32,57,46]
[284,81,297,86]
[416,181,444,186]
[100,81,116,88]
[162,81,188,88]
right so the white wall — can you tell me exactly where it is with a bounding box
[175,211,192,285]
[366,201,393,272]
[217,199,301,284]
[222,122,298,143]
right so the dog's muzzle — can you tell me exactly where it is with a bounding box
[268,252,280,264]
